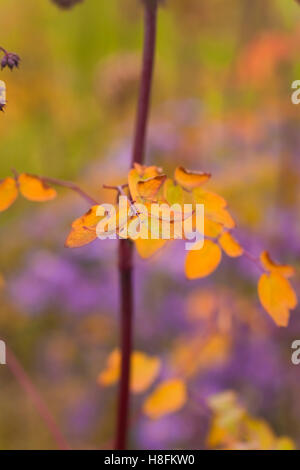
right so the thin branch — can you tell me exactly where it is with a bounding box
[5,344,71,450]
[39,176,99,206]
[9,170,98,206]
[243,249,264,272]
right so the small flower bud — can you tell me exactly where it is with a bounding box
[51,0,84,8]
[1,52,20,71]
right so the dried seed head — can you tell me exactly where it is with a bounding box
[141,0,165,6]
[51,0,84,8]
[1,52,20,71]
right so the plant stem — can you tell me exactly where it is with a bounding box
[131,0,158,167]
[115,238,133,450]
[115,0,158,450]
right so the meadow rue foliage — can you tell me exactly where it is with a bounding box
[64,164,299,327]
[1,164,298,326]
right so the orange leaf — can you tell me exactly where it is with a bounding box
[175,166,211,190]
[193,187,227,210]
[143,379,187,419]
[130,352,161,393]
[65,205,102,248]
[97,349,161,394]
[135,238,167,259]
[134,163,162,178]
[258,272,298,327]
[137,175,167,200]
[212,209,235,229]
[18,173,57,202]
[185,239,222,279]
[219,232,243,258]
[163,178,184,205]
[0,177,18,212]
[204,218,223,238]
[260,251,295,278]
[128,165,163,202]
[65,226,97,248]
[97,349,120,386]
[193,187,235,229]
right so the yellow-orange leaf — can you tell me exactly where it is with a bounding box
[212,208,235,229]
[0,177,18,212]
[219,232,243,258]
[143,379,187,419]
[204,218,223,238]
[163,179,184,206]
[134,163,162,178]
[98,349,161,394]
[258,272,298,327]
[71,205,101,229]
[131,352,161,393]
[193,187,227,210]
[193,187,235,229]
[65,226,97,248]
[260,251,295,278]
[18,174,57,202]
[97,349,120,386]
[137,175,167,200]
[185,239,222,280]
[135,238,167,259]
[175,166,211,190]
[65,205,102,248]
[129,165,162,202]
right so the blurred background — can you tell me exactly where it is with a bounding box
[0,0,300,449]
